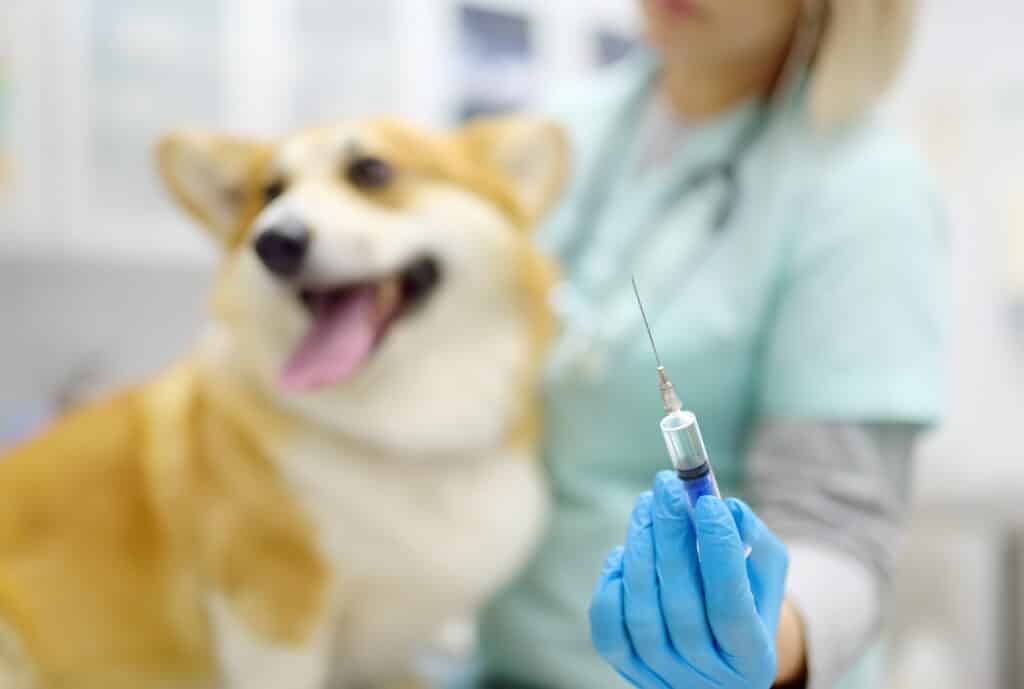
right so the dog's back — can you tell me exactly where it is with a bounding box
[0,378,216,688]
[0,363,332,689]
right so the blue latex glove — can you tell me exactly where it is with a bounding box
[589,471,789,689]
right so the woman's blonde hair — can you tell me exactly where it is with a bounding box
[804,0,916,125]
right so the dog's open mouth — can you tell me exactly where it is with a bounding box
[279,256,441,393]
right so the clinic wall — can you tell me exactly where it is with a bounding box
[885,0,1024,507]
[882,3,1024,687]
[0,0,636,264]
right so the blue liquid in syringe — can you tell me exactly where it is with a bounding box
[681,466,721,509]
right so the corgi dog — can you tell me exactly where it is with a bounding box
[0,115,567,689]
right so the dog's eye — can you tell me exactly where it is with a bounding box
[264,179,286,204]
[346,156,394,190]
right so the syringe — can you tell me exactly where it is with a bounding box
[631,276,723,510]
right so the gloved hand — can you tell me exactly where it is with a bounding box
[589,471,789,689]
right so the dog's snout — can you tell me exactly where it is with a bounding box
[254,221,310,278]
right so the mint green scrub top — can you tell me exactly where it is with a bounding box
[475,55,947,689]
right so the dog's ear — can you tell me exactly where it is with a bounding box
[157,130,271,245]
[458,116,569,226]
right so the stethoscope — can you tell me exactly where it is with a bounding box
[545,63,777,382]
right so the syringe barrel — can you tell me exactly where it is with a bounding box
[660,410,709,473]
[660,410,723,508]
[678,462,722,508]
[659,409,748,557]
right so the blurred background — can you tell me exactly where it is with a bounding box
[0,1,1023,687]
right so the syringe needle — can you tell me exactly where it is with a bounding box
[631,275,662,368]
[632,274,683,413]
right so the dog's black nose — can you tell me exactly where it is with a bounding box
[254,222,310,278]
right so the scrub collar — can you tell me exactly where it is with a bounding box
[630,52,767,186]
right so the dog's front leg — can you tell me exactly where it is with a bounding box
[209,593,335,689]
[203,508,337,689]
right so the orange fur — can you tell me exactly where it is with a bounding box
[0,365,331,689]
[505,244,558,450]
[0,379,216,688]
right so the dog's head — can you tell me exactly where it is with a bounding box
[157,117,567,456]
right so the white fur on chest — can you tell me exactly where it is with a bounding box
[277,438,547,682]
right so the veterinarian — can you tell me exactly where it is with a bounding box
[468,1,945,689]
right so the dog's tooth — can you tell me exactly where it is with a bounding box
[375,278,402,320]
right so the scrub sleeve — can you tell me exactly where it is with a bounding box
[753,128,948,689]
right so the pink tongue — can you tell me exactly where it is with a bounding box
[279,286,378,393]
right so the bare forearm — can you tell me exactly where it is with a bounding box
[749,421,921,689]
[774,598,807,686]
